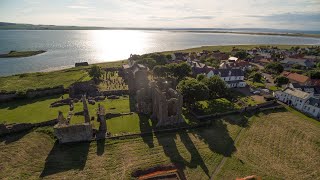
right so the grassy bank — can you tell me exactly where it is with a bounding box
[0,50,46,58]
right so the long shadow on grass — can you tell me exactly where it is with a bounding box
[40,141,90,177]
[138,114,155,148]
[155,130,210,177]
[194,120,236,157]
[0,94,62,110]
[97,139,105,156]
[179,131,209,176]
[0,130,31,144]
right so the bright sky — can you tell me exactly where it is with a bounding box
[0,0,319,30]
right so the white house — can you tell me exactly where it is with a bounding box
[302,97,320,118]
[207,69,246,88]
[273,87,312,110]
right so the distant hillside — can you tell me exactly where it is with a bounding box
[0,22,108,30]
[0,22,319,38]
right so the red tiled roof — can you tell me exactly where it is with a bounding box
[282,72,310,84]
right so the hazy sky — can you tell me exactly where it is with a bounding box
[1,0,319,30]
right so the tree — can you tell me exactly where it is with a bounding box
[153,65,168,77]
[234,51,248,59]
[265,62,284,74]
[148,53,167,65]
[88,65,103,81]
[177,78,209,107]
[196,74,206,81]
[136,58,157,69]
[165,54,172,61]
[205,57,220,68]
[307,70,320,79]
[275,76,289,86]
[167,62,191,80]
[202,75,228,99]
[250,72,262,82]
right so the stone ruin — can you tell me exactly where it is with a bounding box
[124,61,184,127]
[69,80,99,98]
[53,95,108,143]
[135,79,184,127]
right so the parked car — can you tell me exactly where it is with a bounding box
[253,91,261,95]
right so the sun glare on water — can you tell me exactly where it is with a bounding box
[89,30,149,62]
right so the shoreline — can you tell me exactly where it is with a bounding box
[0,50,46,58]
[1,28,319,38]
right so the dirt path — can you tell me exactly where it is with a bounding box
[210,127,245,180]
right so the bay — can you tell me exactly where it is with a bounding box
[0,30,320,76]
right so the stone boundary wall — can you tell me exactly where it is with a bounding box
[101,90,129,96]
[0,86,64,102]
[106,121,212,140]
[193,100,279,120]
[0,119,57,136]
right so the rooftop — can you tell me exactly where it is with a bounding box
[283,88,310,99]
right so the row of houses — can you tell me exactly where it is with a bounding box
[274,85,320,119]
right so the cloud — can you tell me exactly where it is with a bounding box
[68,5,91,9]
[250,12,320,22]
[149,15,214,22]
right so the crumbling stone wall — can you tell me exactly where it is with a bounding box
[0,86,64,102]
[151,86,183,127]
[69,81,98,98]
[26,86,64,98]
[54,123,93,143]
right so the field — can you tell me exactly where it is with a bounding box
[0,115,242,179]
[0,95,140,133]
[216,110,320,179]
[0,60,126,92]
[0,68,90,92]
[0,109,319,179]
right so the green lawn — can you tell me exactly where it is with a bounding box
[246,80,266,88]
[0,68,90,92]
[0,60,127,92]
[195,98,240,115]
[268,85,282,91]
[0,95,131,125]
[0,95,70,124]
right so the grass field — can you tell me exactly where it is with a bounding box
[0,95,130,124]
[195,98,240,115]
[1,109,319,179]
[0,68,90,92]
[0,115,242,179]
[216,110,320,179]
[0,60,126,92]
